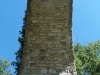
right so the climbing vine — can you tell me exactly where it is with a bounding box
[11,11,26,75]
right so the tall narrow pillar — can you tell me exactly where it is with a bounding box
[19,0,77,75]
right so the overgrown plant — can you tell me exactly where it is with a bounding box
[11,11,26,75]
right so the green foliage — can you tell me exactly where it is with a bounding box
[74,41,100,75]
[11,11,26,75]
[0,57,13,75]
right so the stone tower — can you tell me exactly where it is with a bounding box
[19,0,77,75]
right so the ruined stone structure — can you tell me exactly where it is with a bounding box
[19,0,77,75]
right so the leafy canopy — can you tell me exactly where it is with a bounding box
[74,41,100,75]
[0,57,13,75]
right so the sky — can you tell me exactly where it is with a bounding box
[0,0,100,74]
[73,0,100,45]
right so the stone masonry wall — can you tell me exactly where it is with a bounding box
[19,0,77,75]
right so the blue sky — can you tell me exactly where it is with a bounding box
[0,0,100,73]
[73,0,100,45]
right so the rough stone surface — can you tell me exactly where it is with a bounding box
[19,0,77,75]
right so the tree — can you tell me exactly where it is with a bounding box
[74,41,100,75]
[0,57,13,75]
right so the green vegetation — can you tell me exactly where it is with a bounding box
[74,41,100,75]
[0,57,13,75]
[11,11,26,75]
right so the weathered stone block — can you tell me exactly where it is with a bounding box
[36,64,48,67]
[40,68,47,73]
[32,20,38,23]
[31,70,39,73]
[48,57,57,60]
[56,64,63,67]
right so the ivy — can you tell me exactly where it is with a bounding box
[11,11,26,75]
